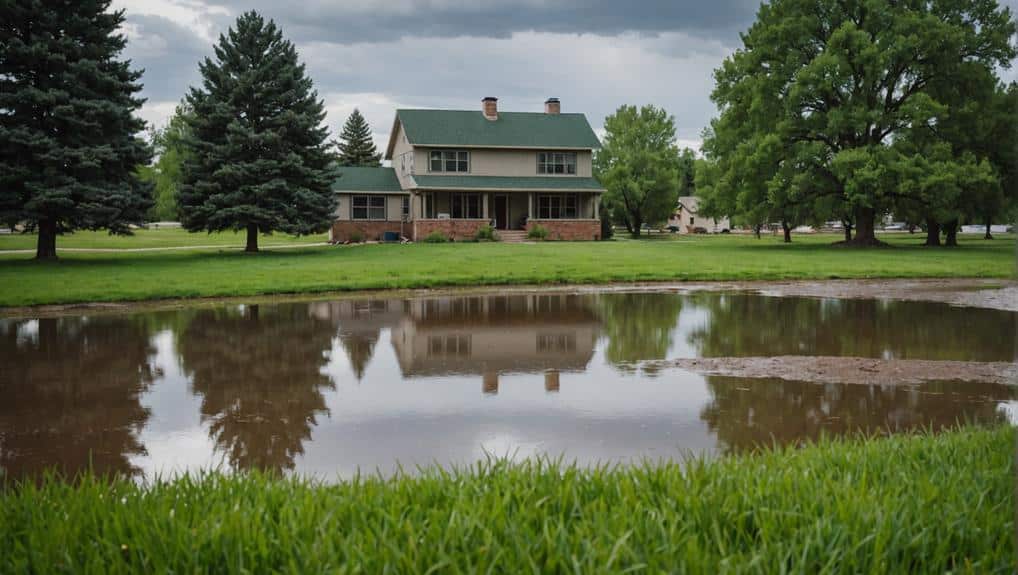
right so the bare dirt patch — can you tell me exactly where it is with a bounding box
[651,356,1018,386]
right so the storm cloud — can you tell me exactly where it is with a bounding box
[113,0,1017,152]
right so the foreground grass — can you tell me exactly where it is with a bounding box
[0,227,328,250]
[1,426,1012,573]
[0,233,1013,307]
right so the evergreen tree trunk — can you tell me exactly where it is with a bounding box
[984,217,993,240]
[245,224,259,253]
[924,218,941,246]
[849,207,881,246]
[943,220,958,247]
[781,221,792,243]
[35,219,58,260]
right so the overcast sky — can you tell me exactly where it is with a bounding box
[113,0,1018,154]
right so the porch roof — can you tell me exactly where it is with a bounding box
[410,175,605,192]
[333,167,404,193]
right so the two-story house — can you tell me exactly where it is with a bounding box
[330,97,605,242]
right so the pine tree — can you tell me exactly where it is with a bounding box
[0,0,153,260]
[335,109,381,166]
[179,11,337,252]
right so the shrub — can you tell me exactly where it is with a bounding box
[475,225,497,241]
[527,225,548,240]
[348,231,364,243]
[424,231,450,243]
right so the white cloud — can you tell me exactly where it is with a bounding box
[303,31,729,144]
[113,0,229,43]
[137,100,180,132]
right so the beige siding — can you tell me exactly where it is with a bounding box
[413,147,592,178]
[387,195,406,221]
[334,192,408,222]
[390,121,415,190]
[335,193,351,221]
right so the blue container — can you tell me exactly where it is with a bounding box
[382,231,400,243]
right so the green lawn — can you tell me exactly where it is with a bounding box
[0,227,328,250]
[0,232,1013,308]
[1,425,1012,573]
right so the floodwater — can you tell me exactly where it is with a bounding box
[1,289,1015,481]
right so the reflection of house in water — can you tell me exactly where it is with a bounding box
[391,294,600,393]
[309,299,407,379]
[310,294,601,392]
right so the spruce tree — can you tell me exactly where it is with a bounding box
[335,109,381,166]
[179,11,337,252]
[0,1,153,260]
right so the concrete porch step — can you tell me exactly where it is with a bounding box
[497,230,529,243]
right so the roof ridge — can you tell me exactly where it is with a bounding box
[397,108,586,116]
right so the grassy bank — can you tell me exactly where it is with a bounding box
[0,227,328,250]
[0,233,1013,307]
[1,426,1012,573]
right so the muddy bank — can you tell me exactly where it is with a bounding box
[574,278,1016,312]
[743,278,1018,313]
[651,356,1018,386]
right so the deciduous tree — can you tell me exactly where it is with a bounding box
[137,104,192,222]
[701,0,1015,246]
[595,105,682,237]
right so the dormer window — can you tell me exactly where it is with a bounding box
[537,152,576,174]
[429,150,469,173]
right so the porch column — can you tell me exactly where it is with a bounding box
[482,193,489,220]
[528,192,534,219]
[593,193,600,219]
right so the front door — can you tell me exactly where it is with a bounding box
[493,195,509,230]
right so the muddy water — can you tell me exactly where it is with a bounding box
[1,290,1015,481]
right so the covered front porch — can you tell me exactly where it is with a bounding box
[410,190,602,241]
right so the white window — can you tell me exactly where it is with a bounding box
[451,193,481,219]
[352,195,386,220]
[430,150,469,173]
[400,151,414,175]
[537,152,577,174]
[537,194,578,219]
[401,196,410,218]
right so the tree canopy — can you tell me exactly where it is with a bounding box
[595,105,683,237]
[335,109,382,167]
[178,11,337,252]
[0,0,153,259]
[137,104,192,222]
[698,0,1016,246]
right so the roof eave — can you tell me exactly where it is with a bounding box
[411,186,605,193]
[383,112,401,160]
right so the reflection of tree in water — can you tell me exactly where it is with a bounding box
[687,294,1016,361]
[338,332,376,380]
[0,317,156,480]
[597,293,684,374]
[179,304,335,472]
[700,376,1014,454]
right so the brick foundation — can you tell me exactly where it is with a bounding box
[414,219,489,241]
[331,221,410,243]
[526,219,600,241]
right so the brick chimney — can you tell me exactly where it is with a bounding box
[544,97,560,114]
[482,97,498,120]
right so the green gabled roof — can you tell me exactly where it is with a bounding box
[393,110,601,153]
[411,175,604,191]
[333,167,404,193]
